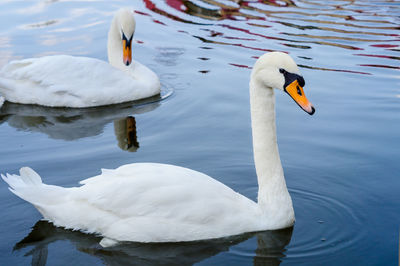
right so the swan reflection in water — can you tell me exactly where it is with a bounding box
[114,116,139,152]
[0,94,163,152]
[15,220,293,266]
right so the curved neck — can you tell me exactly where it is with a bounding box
[107,18,128,71]
[249,79,293,220]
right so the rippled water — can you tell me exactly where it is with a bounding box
[0,0,399,265]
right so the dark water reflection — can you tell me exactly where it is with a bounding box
[0,92,171,151]
[15,221,293,266]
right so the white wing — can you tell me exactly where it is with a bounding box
[71,163,262,242]
[2,163,264,243]
[0,55,160,107]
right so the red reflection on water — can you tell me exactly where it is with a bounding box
[359,64,400,70]
[143,0,206,24]
[229,63,251,69]
[153,19,166,26]
[298,64,371,75]
[219,24,284,41]
[141,0,397,76]
[145,0,270,21]
[202,29,256,41]
[370,44,398,48]
[208,30,223,37]
[162,0,228,20]
[355,54,400,60]
[166,0,186,12]
[245,0,293,7]
[134,10,151,17]
[224,36,257,41]
[247,22,271,28]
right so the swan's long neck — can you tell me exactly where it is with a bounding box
[107,18,127,72]
[250,79,294,225]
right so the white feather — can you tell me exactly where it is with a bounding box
[0,8,160,108]
[2,52,313,246]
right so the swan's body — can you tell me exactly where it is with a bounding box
[0,8,160,108]
[2,52,315,246]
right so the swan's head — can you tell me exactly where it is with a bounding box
[112,8,136,66]
[251,52,315,115]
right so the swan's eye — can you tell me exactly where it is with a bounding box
[296,85,302,96]
[279,68,286,74]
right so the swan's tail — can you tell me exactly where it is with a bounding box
[2,167,42,189]
[1,167,44,204]
[2,168,79,230]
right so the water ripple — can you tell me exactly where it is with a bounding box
[141,0,400,74]
[287,188,367,260]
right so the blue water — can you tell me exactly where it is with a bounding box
[0,0,399,265]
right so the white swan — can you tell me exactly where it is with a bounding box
[1,52,315,247]
[0,8,160,108]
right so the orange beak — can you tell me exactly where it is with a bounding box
[122,39,132,66]
[285,80,315,115]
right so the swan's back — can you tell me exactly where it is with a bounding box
[2,163,263,243]
[75,163,262,242]
[0,55,160,107]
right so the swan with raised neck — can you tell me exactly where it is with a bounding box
[1,52,315,245]
[250,52,314,227]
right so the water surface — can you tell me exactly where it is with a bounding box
[0,0,399,265]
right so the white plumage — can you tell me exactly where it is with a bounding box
[0,8,160,108]
[2,52,315,246]
[2,164,264,246]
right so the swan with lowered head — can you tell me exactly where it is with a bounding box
[2,52,314,247]
[0,8,160,108]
